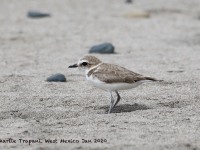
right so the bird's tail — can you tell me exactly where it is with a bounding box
[144,77,163,82]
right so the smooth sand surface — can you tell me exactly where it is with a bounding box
[0,0,200,149]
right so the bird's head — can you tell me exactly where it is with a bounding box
[68,55,102,71]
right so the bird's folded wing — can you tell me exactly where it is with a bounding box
[91,63,147,83]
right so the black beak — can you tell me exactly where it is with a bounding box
[68,64,78,68]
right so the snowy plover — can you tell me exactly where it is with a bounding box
[69,55,161,113]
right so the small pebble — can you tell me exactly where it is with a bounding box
[27,10,51,18]
[89,43,115,54]
[46,73,66,82]
[126,0,132,3]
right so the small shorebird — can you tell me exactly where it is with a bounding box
[69,55,161,113]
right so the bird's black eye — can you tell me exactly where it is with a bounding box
[82,62,88,66]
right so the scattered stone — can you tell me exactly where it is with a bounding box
[46,73,66,82]
[126,0,132,3]
[27,10,51,18]
[23,130,29,134]
[124,11,150,18]
[89,43,115,54]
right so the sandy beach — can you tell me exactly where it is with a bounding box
[0,0,200,149]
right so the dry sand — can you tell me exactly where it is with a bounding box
[0,0,200,149]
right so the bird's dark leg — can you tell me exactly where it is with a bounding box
[112,91,121,109]
[108,92,115,113]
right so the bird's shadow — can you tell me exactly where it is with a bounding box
[99,103,151,113]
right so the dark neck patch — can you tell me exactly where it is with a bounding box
[87,67,97,77]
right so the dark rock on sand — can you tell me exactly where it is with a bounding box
[126,0,133,3]
[89,43,115,54]
[27,10,51,18]
[46,73,66,82]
